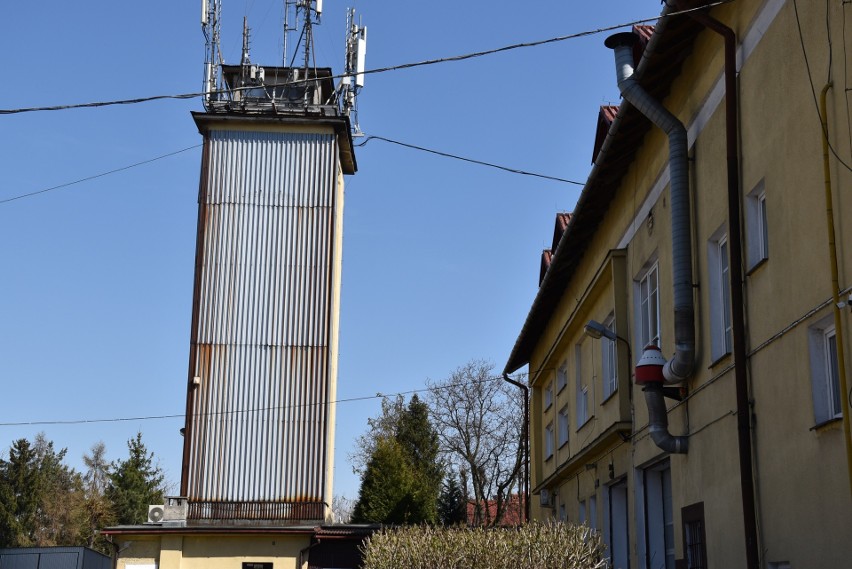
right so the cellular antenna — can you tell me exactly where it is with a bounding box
[201,0,223,110]
[341,7,367,136]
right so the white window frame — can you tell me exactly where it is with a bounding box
[544,380,554,410]
[602,314,618,399]
[575,342,589,428]
[558,405,570,448]
[808,316,843,424]
[636,259,661,352]
[708,226,732,361]
[557,360,568,393]
[746,180,769,270]
[545,422,555,460]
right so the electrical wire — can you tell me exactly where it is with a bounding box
[0,371,528,428]
[791,0,852,174]
[0,144,202,205]
[356,135,584,185]
[0,2,733,116]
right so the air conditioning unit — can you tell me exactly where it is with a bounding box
[539,489,554,507]
[147,505,165,523]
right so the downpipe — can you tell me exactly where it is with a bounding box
[503,373,530,522]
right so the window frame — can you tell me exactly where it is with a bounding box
[544,380,554,411]
[636,260,661,351]
[808,316,843,425]
[601,314,618,400]
[746,180,769,271]
[575,341,590,429]
[544,421,555,460]
[682,502,708,569]
[708,227,732,362]
[558,405,570,448]
[557,360,569,393]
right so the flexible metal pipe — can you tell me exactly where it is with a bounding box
[644,384,688,453]
[605,32,696,384]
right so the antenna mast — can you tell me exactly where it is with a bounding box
[201,0,223,110]
[341,7,367,135]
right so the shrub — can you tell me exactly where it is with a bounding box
[360,521,606,569]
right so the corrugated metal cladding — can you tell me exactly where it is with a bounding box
[186,129,340,520]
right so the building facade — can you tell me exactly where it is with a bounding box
[505,1,852,568]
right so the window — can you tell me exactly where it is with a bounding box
[682,502,708,569]
[708,227,732,361]
[558,405,570,447]
[637,261,661,349]
[746,180,769,270]
[544,381,554,410]
[545,422,554,459]
[602,315,617,399]
[575,342,589,427]
[557,360,568,392]
[578,499,587,525]
[808,317,842,424]
[559,502,567,521]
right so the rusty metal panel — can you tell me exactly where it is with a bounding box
[185,129,340,520]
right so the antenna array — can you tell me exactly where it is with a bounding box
[340,7,367,135]
[200,0,367,134]
[201,0,224,109]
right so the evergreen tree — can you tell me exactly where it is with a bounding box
[437,473,467,526]
[351,395,443,524]
[396,395,442,522]
[0,438,39,546]
[0,435,84,547]
[107,433,165,525]
[351,437,417,524]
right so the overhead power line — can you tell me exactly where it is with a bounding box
[0,3,732,116]
[0,371,527,428]
[0,144,202,205]
[356,135,584,185]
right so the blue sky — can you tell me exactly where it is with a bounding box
[1,1,658,501]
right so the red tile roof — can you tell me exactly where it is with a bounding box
[465,494,526,527]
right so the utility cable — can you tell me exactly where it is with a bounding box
[0,2,733,116]
[0,371,527,428]
[0,145,202,205]
[356,135,584,185]
[792,0,852,174]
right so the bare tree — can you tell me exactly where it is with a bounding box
[427,360,524,526]
[331,495,355,524]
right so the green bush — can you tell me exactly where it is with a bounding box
[360,521,606,569]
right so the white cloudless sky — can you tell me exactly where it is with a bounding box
[1,0,659,501]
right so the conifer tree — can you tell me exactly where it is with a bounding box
[437,473,467,526]
[107,432,165,525]
[351,395,443,524]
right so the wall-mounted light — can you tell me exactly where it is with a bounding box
[583,320,618,342]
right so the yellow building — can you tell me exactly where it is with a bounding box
[504,1,852,568]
